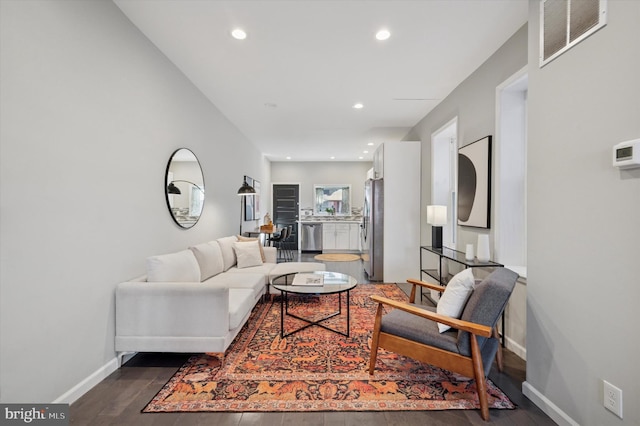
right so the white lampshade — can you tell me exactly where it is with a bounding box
[427,205,447,226]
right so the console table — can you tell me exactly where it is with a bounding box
[420,245,503,286]
[420,245,505,345]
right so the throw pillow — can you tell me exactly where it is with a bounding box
[217,236,238,271]
[436,268,475,333]
[233,241,264,269]
[146,250,201,282]
[236,235,266,262]
[189,241,224,281]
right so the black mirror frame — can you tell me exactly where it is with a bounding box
[165,148,205,229]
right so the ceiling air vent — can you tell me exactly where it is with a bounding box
[540,0,607,67]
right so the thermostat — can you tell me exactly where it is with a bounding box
[613,139,640,169]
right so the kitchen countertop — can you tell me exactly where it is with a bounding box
[298,217,362,224]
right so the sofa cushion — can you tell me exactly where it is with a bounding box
[228,288,256,330]
[217,236,238,271]
[233,241,264,269]
[237,235,266,262]
[269,262,326,278]
[226,262,277,285]
[206,272,266,300]
[189,241,224,281]
[146,250,201,282]
[436,268,475,333]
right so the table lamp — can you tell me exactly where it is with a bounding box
[427,205,447,249]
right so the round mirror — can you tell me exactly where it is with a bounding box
[165,148,205,229]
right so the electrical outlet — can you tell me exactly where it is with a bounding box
[603,380,623,419]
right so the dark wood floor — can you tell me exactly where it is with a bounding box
[70,253,555,425]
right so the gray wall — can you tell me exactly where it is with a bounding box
[405,25,528,353]
[271,162,372,214]
[0,1,266,402]
[525,1,640,425]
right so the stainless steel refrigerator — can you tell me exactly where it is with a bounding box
[362,178,384,281]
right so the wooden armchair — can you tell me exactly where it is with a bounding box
[369,268,518,421]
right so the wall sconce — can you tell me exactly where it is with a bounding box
[427,205,447,249]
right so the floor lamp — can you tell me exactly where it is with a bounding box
[237,178,256,234]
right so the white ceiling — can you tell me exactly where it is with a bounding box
[114,0,528,162]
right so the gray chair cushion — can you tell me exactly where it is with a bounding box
[457,268,519,357]
[380,304,460,354]
[480,337,500,377]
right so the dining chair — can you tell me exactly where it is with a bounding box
[271,226,289,262]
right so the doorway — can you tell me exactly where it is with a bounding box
[272,184,300,249]
[495,68,528,278]
[431,118,458,248]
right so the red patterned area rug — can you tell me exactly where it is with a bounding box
[143,284,514,413]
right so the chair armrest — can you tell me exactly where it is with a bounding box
[370,295,491,338]
[406,278,446,292]
[405,278,445,303]
[116,281,230,337]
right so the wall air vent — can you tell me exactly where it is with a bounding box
[540,0,607,67]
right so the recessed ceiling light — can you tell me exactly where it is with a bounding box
[286,156,292,160]
[363,150,369,154]
[353,103,364,109]
[367,142,374,146]
[376,29,391,41]
[330,156,336,160]
[231,28,247,40]
[358,156,364,160]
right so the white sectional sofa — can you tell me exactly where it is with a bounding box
[115,235,324,362]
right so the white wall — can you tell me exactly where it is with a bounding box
[405,25,529,354]
[270,161,372,214]
[524,1,640,425]
[0,0,265,403]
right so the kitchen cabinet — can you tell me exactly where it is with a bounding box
[373,144,384,178]
[349,223,360,251]
[323,222,360,252]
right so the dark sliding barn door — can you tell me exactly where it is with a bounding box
[272,184,300,248]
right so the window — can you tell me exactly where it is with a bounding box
[314,184,351,215]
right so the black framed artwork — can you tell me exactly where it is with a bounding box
[458,136,492,229]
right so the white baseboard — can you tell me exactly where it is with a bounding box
[53,357,120,404]
[505,336,526,360]
[522,381,579,426]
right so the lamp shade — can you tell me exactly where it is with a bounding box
[427,205,447,226]
[237,180,256,196]
[167,182,181,195]
[168,180,204,195]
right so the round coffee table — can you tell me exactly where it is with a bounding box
[270,271,357,338]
